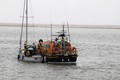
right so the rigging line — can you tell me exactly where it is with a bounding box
[50,1,53,42]
[50,18,53,42]
[64,0,71,42]
[45,24,48,41]
[45,25,48,50]
[29,0,34,17]
[29,0,35,42]
[67,22,71,42]
[64,0,69,23]
[20,0,26,50]
[51,24,52,42]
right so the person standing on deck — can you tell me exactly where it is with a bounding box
[37,39,44,62]
[24,41,27,49]
[37,39,43,53]
[55,38,58,47]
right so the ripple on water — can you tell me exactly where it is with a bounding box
[0,27,120,80]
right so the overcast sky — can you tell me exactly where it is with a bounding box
[0,0,120,25]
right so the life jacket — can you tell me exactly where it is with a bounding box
[53,43,60,54]
[26,51,30,57]
[72,47,77,53]
[37,43,44,54]
[65,43,71,51]
[60,41,65,49]
[37,43,43,49]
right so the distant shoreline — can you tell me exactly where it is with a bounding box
[0,23,120,29]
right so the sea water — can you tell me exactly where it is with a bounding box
[0,26,120,80]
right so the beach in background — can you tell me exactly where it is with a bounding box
[0,23,120,29]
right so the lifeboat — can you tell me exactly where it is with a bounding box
[42,25,78,62]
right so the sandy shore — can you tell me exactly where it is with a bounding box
[0,23,120,29]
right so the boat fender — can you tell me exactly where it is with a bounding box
[17,55,20,60]
[26,51,30,56]
[22,55,24,60]
[72,47,76,53]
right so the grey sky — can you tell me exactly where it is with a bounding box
[0,0,120,25]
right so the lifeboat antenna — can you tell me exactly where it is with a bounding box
[63,0,71,42]
[67,22,71,42]
[51,24,52,42]
[63,25,65,36]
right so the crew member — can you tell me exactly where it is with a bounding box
[24,41,27,49]
[37,39,44,62]
[55,38,58,47]
[37,39,43,53]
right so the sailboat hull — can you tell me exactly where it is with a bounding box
[18,54,44,62]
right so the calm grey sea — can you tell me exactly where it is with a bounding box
[0,26,120,80]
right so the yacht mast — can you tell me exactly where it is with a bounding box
[26,0,28,45]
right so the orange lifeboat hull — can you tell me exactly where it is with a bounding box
[42,41,78,62]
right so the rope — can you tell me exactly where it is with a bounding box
[19,0,26,51]
[45,25,49,41]
[29,0,36,43]
[19,0,35,51]
[67,22,71,42]
[64,0,71,42]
